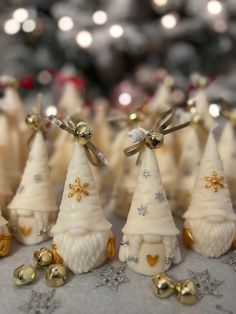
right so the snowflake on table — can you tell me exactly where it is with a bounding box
[94,264,129,291]
[19,289,60,314]
[188,269,224,299]
[137,205,148,216]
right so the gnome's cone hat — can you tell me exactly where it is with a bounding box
[8,131,57,213]
[58,83,83,116]
[184,131,236,221]
[0,153,12,197]
[0,211,7,227]
[122,147,179,236]
[51,139,111,235]
[194,85,214,129]
[4,85,26,124]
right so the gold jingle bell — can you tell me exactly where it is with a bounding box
[45,264,67,287]
[151,273,175,298]
[74,122,92,145]
[191,114,204,126]
[13,264,36,286]
[25,114,43,130]
[175,279,198,305]
[34,247,53,267]
[145,131,164,149]
[128,112,143,124]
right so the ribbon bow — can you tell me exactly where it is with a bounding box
[124,109,190,165]
[49,115,108,166]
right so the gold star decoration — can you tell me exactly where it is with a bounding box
[68,177,89,202]
[204,171,224,192]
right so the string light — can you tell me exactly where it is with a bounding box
[12,8,29,23]
[22,19,36,33]
[161,13,178,29]
[109,24,124,38]
[45,106,57,116]
[207,0,223,15]
[58,16,74,32]
[152,0,168,6]
[76,31,93,48]
[209,104,220,117]
[37,71,52,85]
[4,19,20,35]
[92,10,107,25]
[118,93,132,106]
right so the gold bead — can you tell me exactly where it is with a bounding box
[45,264,67,287]
[74,122,92,145]
[151,273,175,298]
[191,114,204,126]
[175,279,198,305]
[33,247,53,267]
[13,264,36,286]
[25,114,43,130]
[145,131,164,149]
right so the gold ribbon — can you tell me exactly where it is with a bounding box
[124,109,190,165]
[49,115,108,166]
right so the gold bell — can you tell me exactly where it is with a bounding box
[13,264,36,286]
[34,247,53,267]
[151,273,175,298]
[25,114,43,130]
[175,279,198,305]
[191,114,204,126]
[74,122,92,145]
[145,131,164,149]
[45,264,67,287]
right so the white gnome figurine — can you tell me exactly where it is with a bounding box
[218,121,236,207]
[183,131,236,257]
[50,117,114,274]
[0,210,11,257]
[119,127,181,276]
[0,153,13,219]
[173,127,202,217]
[8,131,58,245]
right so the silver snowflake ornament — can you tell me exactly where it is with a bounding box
[188,269,224,299]
[33,174,42,182]
[141,170,151,178]
[155,192,166,202]
[137,205,148,216]
[94,264,129,291]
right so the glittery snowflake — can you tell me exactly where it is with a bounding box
[221,250,236,265]
[137,205,148,216]
[155,192,165,202]
[17,185,25,194]
[141,170,151,178]
[94,264,129,291]
[188,269,224,299]
[19,289,60,314]
[33,174,42,182]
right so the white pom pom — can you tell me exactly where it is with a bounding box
[128,128,147,143]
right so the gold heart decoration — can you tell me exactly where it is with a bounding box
[19,226,32,237]
[146,254,159,267]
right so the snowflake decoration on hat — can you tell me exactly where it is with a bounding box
[68,177,89,202]
[137,205,148,216]
[155,192,166,202]
[33,174,42,183]
[204,171,224,192]
[142,170,151,178]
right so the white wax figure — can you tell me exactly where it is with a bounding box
[218,121,236,206]
[0,210,11,257]
[51,135,114,274]
[119,129,181,276]
[8,131,58,245]
[183,131,236,257]
[173,127,202,217]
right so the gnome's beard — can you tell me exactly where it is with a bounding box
[54,230,111,274]
[186,218,235,257]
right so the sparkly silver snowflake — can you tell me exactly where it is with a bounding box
[19,289,60,314]
[137,205,148,216]
[17,185,25,194]
[94,264,129,291]
[221,250,236,265]
[188,269,224,299]
[141,170,151,178]
[155,192,165,202]
[33,174,42,182]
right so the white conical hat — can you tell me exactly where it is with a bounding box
[0,211,7,227]
[0,153,12,196]
[176,127,202,190]
[195,88,214,129]
[148,81,172,113]
[122,147,179,236]
[51,141,112,234]
[184,131,236,221]
[4,87,26,124]
[8,131,57,212]
[218,121,236,177]
[58,83,83,116]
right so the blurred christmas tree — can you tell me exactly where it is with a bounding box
[1,0,236,100]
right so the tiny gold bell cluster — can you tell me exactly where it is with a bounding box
[151,273,198,305]
[25,114,43,130]
[34,247,53,267]
[145,131,164,149]
[45,264,67,287]
[13,264,36,286]
[74,122,92,145]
